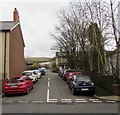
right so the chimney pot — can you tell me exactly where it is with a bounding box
[13,8,20,22]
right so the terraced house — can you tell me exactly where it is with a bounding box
[0,8,26,79]
[107,49,120,76]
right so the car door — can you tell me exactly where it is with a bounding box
[33,71,38,81]
[26,77,32,89]
[71,75,77,89]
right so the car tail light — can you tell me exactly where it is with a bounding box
[5,84,9,87]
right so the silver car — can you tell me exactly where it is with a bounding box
[22,70,38,83]
[32,70,41,79]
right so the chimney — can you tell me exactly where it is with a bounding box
[13,8,20,22]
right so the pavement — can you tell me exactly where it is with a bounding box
[95,95,120,102]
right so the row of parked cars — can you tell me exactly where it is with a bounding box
[4,68,46,95]
[58,69,95,95]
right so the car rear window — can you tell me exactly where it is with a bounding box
[9,77,23,83]
[77,76,91,82]
[22,72,32,76]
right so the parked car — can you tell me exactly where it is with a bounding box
[41,67,46,72]
[66,72,81,84]
[68,74,95,95]
[39,68,46,75]
[32,70,41,79]
[58,69,65,78]
[22,70,38,83]
[4,76,33,95]
[62,69,77,81]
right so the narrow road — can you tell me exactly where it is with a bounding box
[1,70,119,113]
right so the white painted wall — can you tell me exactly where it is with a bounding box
[0,32,3,78]
[118,1,120,31]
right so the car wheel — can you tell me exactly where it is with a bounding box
[89,91,95,96]
[63,77,66,81]
[4,93,8,96]
[31,85,34,89]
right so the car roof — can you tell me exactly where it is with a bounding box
[76,76,91,81]
[11,76,22,78]
[22,70,33,73]
[32,70,39,71]
[70,72,81,74]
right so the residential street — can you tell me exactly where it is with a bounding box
[1,70,119,114]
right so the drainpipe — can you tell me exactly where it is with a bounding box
[4,32,7,79]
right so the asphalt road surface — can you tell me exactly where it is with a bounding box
[1,70,119,114]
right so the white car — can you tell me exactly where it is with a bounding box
[22,70,38,83]
[32,70,41,79]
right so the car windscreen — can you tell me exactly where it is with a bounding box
[22,72,32,76]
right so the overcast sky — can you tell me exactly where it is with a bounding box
[0,0,71,58]
[0,0,119,58]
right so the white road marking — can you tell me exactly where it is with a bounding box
[49,99,57,101]
[48,81,50,87]
[75,99,86,101]
[61,99,72,103]
[106,101,116,103]
[89,99,99,101]
[76,101,87,103]
[61,99,72,101]
[48,78,50,81]
[92,100,102,103]
[32,101,44,103]
[47,89,50,102]
[18,101,28,103]
[62,100,72,103]
[48,100,57,103]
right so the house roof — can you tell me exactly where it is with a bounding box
[0,21,25,47]
[56,52,66,58]
[0,21,19,31]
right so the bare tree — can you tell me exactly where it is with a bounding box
[109,0,120,83]
[51,0,119,75]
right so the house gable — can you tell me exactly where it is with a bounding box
[10,23,25,47]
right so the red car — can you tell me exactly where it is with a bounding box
[63,69,77,81]
[66,72,81,84]
[4,76,33,95]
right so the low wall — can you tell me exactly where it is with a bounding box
[85,72,115,93]
[0,78,7,95]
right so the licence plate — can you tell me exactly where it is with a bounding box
[10,86,18,88]
[81,88,89,91]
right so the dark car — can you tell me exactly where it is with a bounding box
[68,74,95,95]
